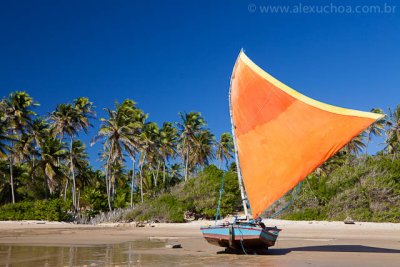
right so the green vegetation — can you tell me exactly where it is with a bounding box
[0,199,70,221]
[282,153,400,222]
[0,91,399,223]
[124,165,241,222]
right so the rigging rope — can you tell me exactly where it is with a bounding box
[214,173,225,224]
[267,181,302,219]
[237,227,248,255]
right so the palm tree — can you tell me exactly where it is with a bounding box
[13,133,38,166]
[192,129,215,170]
[385,105,400,158]
[177,112,206,181]
[364,108,386,157]
[49,97,94,210]
[1,91,37,203]
[344,132,366,161]
[38,137,67,195]
[137,122,159,202]
[0,116,11,160]
[30,118,49,151]
[159,122,178,184]
[94,109,127,210]
[66,140,90,206]
[92,100,145,209]
[216,132,234,170]
[165,163,183,188]
[117,100,146,207]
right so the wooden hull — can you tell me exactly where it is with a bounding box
[200,223,280,249]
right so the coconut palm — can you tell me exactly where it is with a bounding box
[1,91,37,203]
[216,132,234,170]
[344,132,366,158]
[137,122,159,202]
[73,97,96,132]
[0,107,10,159]
[66,140,90,205]
[165,163,183,188]
[13,133,38,166]
[49,97,94,210]
[146,122,161,187]
[92,100,145,209]
[30,118,50,155]
[159,122,178,184]
[177,112,206,181]
[94,108,128,210]
[117,100,146,207]
[0,119,11,160]
[38,137,67,195]
[192,129,215,170]
[364,108,386,157]
[385,105,400,158]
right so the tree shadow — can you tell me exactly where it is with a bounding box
[218,245,400,255]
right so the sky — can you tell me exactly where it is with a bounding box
[1,0,399,168]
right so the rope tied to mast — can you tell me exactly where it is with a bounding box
[267,181,302,219]
[214,173,225,224]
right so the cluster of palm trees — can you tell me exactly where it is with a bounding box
[0,92,95,209]
[1,90,399,214]
[92,100,234,210]
[343,107,400,159]
[0,91,235,212]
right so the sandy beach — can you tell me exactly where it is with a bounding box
[0,219,399,266]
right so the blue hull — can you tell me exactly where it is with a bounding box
[200,222,280,249]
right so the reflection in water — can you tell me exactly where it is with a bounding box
[2,240,398,267]
[0,239,167,267]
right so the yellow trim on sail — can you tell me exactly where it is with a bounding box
[239,51,384,120]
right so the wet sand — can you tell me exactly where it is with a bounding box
[0,219,399,266]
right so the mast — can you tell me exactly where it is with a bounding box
[229,83,249,219]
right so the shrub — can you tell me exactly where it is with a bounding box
[282,154,400,222]
[124,193,188,223]
[0,199,71,221]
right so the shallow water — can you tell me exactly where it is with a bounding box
[0,240,273,267]
[1,238,399,267]
[0,240,167,267]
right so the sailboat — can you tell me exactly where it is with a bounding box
[200,51,384,251]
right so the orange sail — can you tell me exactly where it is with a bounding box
[230,51,384,219]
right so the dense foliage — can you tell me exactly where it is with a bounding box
[121,165,241,222]
[282,154,400,222]
[0,91,235,221]
[0,91,399,223]
[0,199,70,221]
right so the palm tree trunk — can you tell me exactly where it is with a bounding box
[130,157,135,208]
[105,147,113,211]
[9,155,15,204]
[184,146,189,182]
[9,135,15,204]
[365,139,370,159]
[70,137,77,211]
[151,162,160,188]
[151,169,156,188]
[155,161,161,187]
[46,174,53,195]
[64,179,69,201]
[111,172,115,202]
[364,132,371,159]
[139,152,146,203]
[105,166,112,211]
[77,190,80,211]
[140,173,144,203]
[163,160,166,185]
